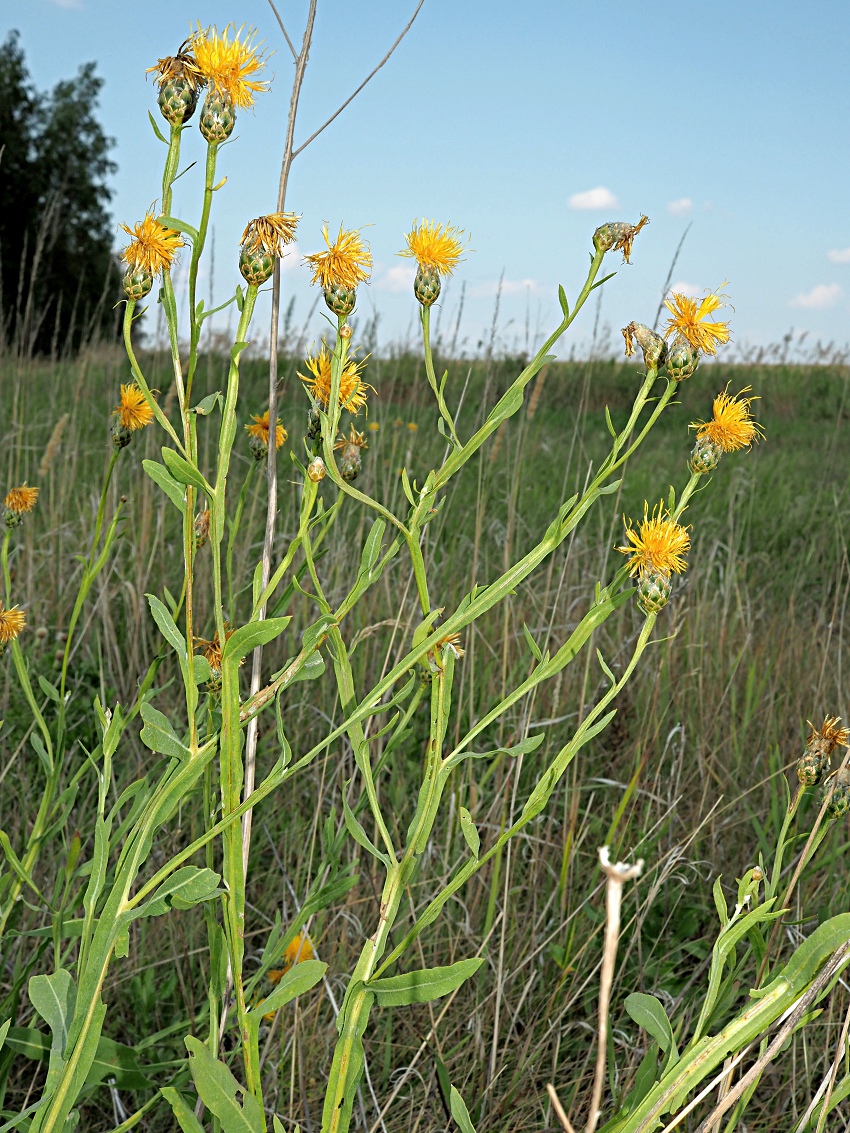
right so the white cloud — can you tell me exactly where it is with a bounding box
[568,186,618,211]
[374,263,416,293]
[828,248,850,264]
[790,283,842,309]
[472,278,540,298]
[667,197,693,218]
[668,280,702,297]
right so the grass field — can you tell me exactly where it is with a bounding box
[2,344,850,1131]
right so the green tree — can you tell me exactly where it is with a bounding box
[0,31,121,356]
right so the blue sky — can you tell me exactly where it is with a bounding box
[6,0,850,358]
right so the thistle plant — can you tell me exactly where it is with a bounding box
[4,16,850,1133]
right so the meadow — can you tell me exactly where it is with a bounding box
[2,341,849,1132]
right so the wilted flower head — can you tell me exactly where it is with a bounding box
[808,716,850,755]
[0,602,26,648]
[194,508,210,550]
[691,387,763,453]
[399,220,467,275]
[798,715,850,787]
[622,321,667,368]
[617,502,690,578]
[147,41,203,90]
[303,225,372,291]
[191,24,269,109]
[240,213,300,257]
[298,345,372,413]
[664,285,731,355]
[593,215,649,262]
[114,385,154,431]
[120,213,184,277]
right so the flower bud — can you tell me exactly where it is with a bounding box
[689,435,722,475]
[636,570,672,615]
[199,88,235,143]
[339,324,353,340]
[593,215,649,263]
[239,244,275,287]
[413,265,441,307]
[622,322,667,369]
[123,269,153,301]
[666,334,699,382]
[307,457,326,482]
[158,74,200,126]
[323,283,357,317]
[306,405,322,442]
[110,419,133,450]
[823,767,850,820]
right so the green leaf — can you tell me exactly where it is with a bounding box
[343,788,390,866]
[286,650,325,684]
[596,648,615,685]
[0,1018,9,1054]
[146,593,188,660]
[604,405,617,437]
[624,993,679,1067]
[161,1087,206,1133]
[368,957,484,1007]
[191,391,222,416]
[143,459,185,512]
[591,270,617,291]
[140,702,189,760]
[230,340,249,364]
[302,614,336,653]
[37,676,61,703]
[358,518,386,580]
[0,829,46,900]
[459,807,480,859]
[713,876,729,927]
[158,214,200,245]
[136,866,221,918]
[522,623,543,663]
[222,617,292,662]
[161,447,212,497]
[86,1036,155,1089]
[185,1035,265,1133]
[557,284,570,318]
[28,968,75,1092]
[450,1085,478,1133]
[249,959,326,1017]
[147,110,168,144]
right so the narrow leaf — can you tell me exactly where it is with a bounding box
[143,459,185,511]
[185,1036,265,1133]
[222,617,292,663]
[249,959,326,1017]
[161,447,212,496]
[161,1087,206,1133]
[368,957,484,1007]
[146,593,188,660]
[459,808,480,859]
[450,1085,478,1133]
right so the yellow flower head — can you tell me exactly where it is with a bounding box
[617,502,690,578]
[240,213,300,257]
[303,225,372,291]
[246,410,286,450]
[191,24,269,109]
[114,385,154,431]
[146,40,203,90]
[298,345,373,413]
[0,602,26,646]
[807,716,850,754]
[692,387,763,453]
[120,213,184,277]
[4,484,39,515]
[399,219,467,276]
[664,284,731,356]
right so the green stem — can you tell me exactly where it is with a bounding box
[421,305,460,445]
[122,302,185,451]
[186,142,219,405]
[227,461,258,623]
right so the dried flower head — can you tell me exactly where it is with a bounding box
[691,387,763,453]
[298,345,372,413]
[191,24,269,109]
[194,508,210,550]
[195,626,236,675]
[0,603,26,646]
[303,225,372,291]
[399,219,467,275]
[664,285,731,355]
[240,213,300,257]
[808,716,850,754]
[593,215,649,263]
[617,502,690,579]
[4,485,39,516]
[147,41,203,90]
[427,632,465,673]
[120,213,184,277]
[333,426,367,453]
[246,410,286,450]
[114,384,154,431]
[622,321,667,368]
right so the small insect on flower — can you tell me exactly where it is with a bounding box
[298,345,372,414]
[617,502,690,579]
[239,213,300,286]
[0,602,26,651]
[692,387,763,453]
[191,24,269,109]
[246,410,287,461]
[593,215,649,263]
[304,225,372,317]
[4,484,39,529]
[664,284,731,356]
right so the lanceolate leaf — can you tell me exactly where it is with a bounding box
[248,959,326,1018]
[185,1036,265,1133]
[221,617,292,662]
[367,957,484,1007]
